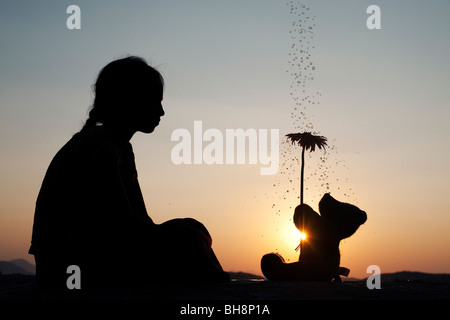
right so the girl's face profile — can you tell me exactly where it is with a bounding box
[131,83,165,134]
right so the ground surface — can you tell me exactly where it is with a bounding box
[1,272,448,318]
[1,271,449,300]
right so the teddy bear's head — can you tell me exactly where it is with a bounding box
[293,193,367,241]
[319,193,367,239]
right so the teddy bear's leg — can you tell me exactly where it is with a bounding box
[260,253,286,281]
[283,261,336,281]
[261,254,337,281]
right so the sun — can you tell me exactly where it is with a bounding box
[300,232,307,241]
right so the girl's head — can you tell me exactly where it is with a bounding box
[84,56,165,133]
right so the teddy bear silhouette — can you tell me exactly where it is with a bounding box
[261,193,367,282]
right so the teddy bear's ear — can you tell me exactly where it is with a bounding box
[319,193,367,239]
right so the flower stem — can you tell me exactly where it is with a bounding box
[300,145,305,205]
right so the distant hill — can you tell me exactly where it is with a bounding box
[1,259,448,285]
[378,271,450,284]
[228,271,450,283]
[9,259,35,275]
[0,259,35,275]
[228,272,265,280]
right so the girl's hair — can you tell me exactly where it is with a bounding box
[82,56,164,130]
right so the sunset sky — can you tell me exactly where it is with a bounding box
[1,0,449,279]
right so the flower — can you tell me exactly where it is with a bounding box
[285,132,328,206]
[285,132,327,152]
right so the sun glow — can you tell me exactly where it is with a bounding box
[300,232,307,241]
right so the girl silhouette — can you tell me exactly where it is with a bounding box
[29,56,229,289]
